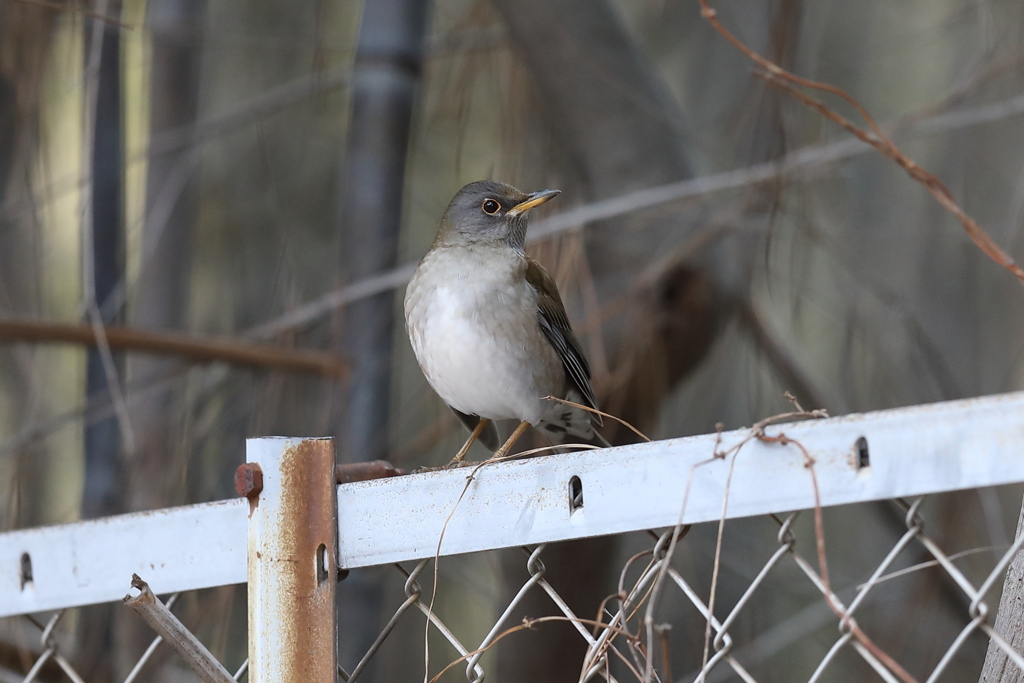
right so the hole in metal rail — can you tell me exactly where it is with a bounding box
[316,543,329,584]
[856,436,870,470]
[20,552,33,589]
[569,476,584,514]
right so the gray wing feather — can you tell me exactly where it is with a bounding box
[526,258,603,428]
[536,313,601,419]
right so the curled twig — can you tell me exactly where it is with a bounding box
[643,400,830,683]
[754,426,918,683]
[426,615,637,683]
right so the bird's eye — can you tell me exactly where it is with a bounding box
[481,199,501,215]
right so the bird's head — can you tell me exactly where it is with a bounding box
[433,180,560,252]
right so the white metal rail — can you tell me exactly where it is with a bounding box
[2,391,1024,618]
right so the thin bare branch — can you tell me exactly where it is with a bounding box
[123,575,234,683]
[0,67,349,222]
[244,89,1024,338]
[757,70,1024,286]
[0,319,346,376]
[754,426,918,683]
[699,0,1024,286]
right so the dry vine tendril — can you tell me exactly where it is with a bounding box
[699,0,1024,288]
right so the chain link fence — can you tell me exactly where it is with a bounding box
[2,396,1024,682]
[335,496,1024,683]
[1,587,248,683]
[3,494,1022,682]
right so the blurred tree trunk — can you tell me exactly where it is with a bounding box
[334,0,429,677]
[0,53,24,520]
[127,0,204,511]
[493,0,728,441]
[0,0,54,534]
[117,0,204,678]
[336,0,429,465]
[0,6,49,311]
[0,78,13,205]
[490,1,715,680]
[77,11,125,681]
[83,4,125,522]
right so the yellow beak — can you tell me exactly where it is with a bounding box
[507,189,561,217]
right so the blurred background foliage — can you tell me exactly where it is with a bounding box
[2,0,1024,680]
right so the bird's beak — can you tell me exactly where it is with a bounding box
[508,189,561,217]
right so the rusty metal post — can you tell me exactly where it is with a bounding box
[246,437,338,682]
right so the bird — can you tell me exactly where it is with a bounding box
[404,180,610,462]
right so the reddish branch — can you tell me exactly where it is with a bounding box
[699,0,1024,287]
[697,3,1012,677]
[0,319,345,377]
[756,425,919,683]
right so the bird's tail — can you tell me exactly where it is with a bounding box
[582,427,611,449]
[539,415,611,451]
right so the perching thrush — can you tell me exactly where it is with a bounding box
[404,180,609,462]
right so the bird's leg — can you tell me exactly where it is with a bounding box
[450,418,491,463]
[487,420,531,462]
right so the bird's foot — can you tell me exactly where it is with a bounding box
[485,420,531,461]
[413,460,481,474]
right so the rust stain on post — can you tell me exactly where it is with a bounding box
[278,440,337,680]
[235,462,263,516]
[247,438,338,683]
[235,463,264,497]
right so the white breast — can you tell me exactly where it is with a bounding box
[404,246,562,425]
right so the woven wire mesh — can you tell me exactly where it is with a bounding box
[339,493,1024,683]
[1,493,1022,682]
[0,588,248,683]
